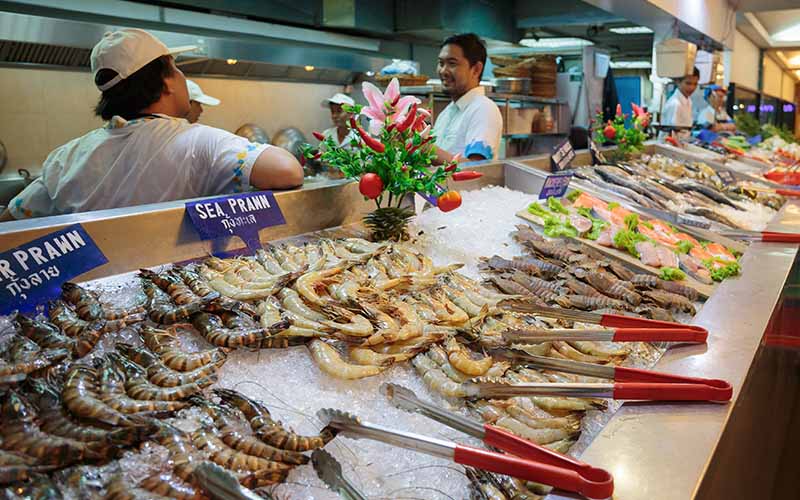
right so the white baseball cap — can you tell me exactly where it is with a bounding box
[322,93,355,107]
[186,79,221,106]
[91,28,196,91]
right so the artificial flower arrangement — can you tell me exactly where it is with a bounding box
[592,103,651,162]
[300,78,481,241]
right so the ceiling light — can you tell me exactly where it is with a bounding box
[304,65,315,71]
[774,24,800,43]
[226,59,238,65]
[609,26,654,35]
[610,61,652,69]
[519,37,593,49]
[788,55,800,66]
[365,71,375,77]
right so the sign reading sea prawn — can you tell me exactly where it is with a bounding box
[185,191,286,253]
[0,224,108,314]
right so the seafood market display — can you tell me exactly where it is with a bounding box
[522,191,740,288]
[1,232,668,499]
[573,155,782,231]
[0,147,794,499]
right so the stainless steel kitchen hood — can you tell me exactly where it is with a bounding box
[0,11,394,84]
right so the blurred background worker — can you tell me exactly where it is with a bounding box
[661,66,700,129]
[321,93,358,149]
[697,85,735,132]
[185,79,220,124]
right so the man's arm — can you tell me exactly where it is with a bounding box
[0,209,15,222]
[249,147,304,190]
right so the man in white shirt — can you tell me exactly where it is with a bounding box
[1,29,302,221]
[185,79,221,124]
[696,85,735,132]
[321,93,358,149]
[432,33,503,161]
[661,66,700,129]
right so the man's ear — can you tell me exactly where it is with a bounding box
[472,61,484,82]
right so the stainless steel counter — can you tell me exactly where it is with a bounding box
[549,201,800,500]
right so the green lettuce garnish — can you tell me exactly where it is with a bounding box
[547,196,569,215]
[527,202,551,218]
[702,259,741,282]
[576,207,608,240]
[543,216,578,238]
[607,202,620,210]
[566,190,583,202]
[640,220,654,230]
[613,229,649,257]
[676,240,694,254]
[624,213,639,231]
[659,267,686,281]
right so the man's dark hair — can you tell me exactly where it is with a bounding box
[441,33,487,78]
[678,66,701,82]
[94,55,174,121]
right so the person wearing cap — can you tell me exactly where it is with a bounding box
[186,79,220,124]
[661,67,700,130]
[1,29,302,221]
[321,93,358,149]
[697,85,735,132]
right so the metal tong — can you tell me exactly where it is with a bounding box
[317,404,613,500]
[718,229,800,243]
[482,351,732,402]
[503,326,705,344]
[503,303,708,343]
[311,449,367,500]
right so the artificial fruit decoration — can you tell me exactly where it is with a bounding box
[592,102,651,163]
[300,77,476,241]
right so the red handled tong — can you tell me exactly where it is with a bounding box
[492,351,732,402]
[719,229,800,243]
[502,303,708,343]
[373,383,614,499]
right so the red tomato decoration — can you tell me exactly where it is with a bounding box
[603,124,616,140]
[359,173,383,199]
[437,190,462,212]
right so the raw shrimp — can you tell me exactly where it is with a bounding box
[116,343,223,387]
[62,364,138,427]
[445,337,493,376]
[191,313,271,348]
[192,427,293,473]
[15,314,76,351]
[139,268,204,305]
[348,346,415,365]
[137,472,206,500]
[295,266,347,306]
[319,306,374,337]
[213,388,333,451]
[412,353,476,398]
[308,339,388,379]
[141,325,226,372]
[278,288,328,322]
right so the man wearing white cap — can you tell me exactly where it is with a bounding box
[186,79,220,124]
[321,93,358,149]
[1,28,302,221]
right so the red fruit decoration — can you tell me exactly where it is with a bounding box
[615,103,623,117]
[359,173,383,199]
[312,131,325,141]
[437,191,462,212]
[603,124,617,140]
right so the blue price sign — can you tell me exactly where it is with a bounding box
[539,172,573,200]
[185,191,286,253]
[551,138,576,172]
[0,224,108,314]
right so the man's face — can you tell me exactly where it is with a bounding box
[437,44,481,98]
[186,100,203,123]
[329,103,349,128]
[165,57,191,117]
[679,74,699,98]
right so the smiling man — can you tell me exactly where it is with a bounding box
[433,33,503,162]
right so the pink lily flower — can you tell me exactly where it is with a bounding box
[362,78,420,135]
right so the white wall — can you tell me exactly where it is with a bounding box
[763,55,783,98]
[781,72,796,103]
[646,0,736,48]
[729,30,760,90]
[0,67,342,174]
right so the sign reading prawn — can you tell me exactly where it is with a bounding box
[0,224,108,314]
[185,191,286,253]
